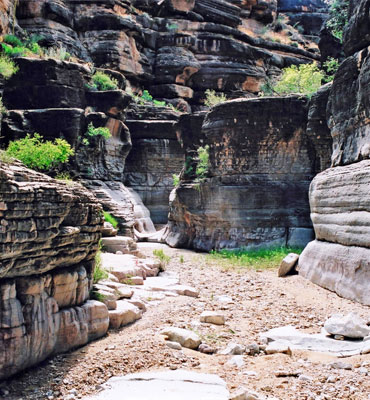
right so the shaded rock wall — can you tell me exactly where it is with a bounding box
[1,57,138,235]
[166,96,331,251]
[299,0,370,305]
[0,162,108,379]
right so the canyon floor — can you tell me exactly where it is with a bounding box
[3,243,370,400]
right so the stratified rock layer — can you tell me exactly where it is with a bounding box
[166,96,327,251]
[299,0,370,305]
[299,161,370,305]
[0,162,108,380]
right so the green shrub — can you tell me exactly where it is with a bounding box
[273,62,324,97]
[325,0,349,42]
[323,57,340,83]
[93,244,108,283]
[3,34,23,47]
[0,54,18,78]
[6,133,74,171]
[0,150,13,164]
[91,71,118,91]
[86,123,111,139]
[204,89,227,107]
[195,145,209,181]
[103,211,118,229]
[1,34,43,58]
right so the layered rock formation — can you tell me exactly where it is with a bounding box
[0,161,108,380]
[299,0,370,305]
[166,95,331,251]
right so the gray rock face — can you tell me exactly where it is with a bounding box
[84,370,229,400]
[166,96,328,251]
[0,162,108,380]
[299,2,370,305]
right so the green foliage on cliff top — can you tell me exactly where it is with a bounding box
[6,133,74,171]
[86,123,111,139]
[91,71,118,91]
[273,62,324,97]
[204,89,227,107]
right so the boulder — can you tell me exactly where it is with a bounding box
[278,253,299,277]
[161,327,202,349]
[108,301,142,329]
[200,311,226,325]
[324,313,370,339]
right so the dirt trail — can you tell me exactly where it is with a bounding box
[3,244,370,400]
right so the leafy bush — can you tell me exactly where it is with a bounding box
[0,97,7,115]
[323,57,340,83]
[204,89,227,107]
[6,133,74,171]
[103,211,118,229]
[86,123,111,139]
[325,0,349,42]
[91,71,118,91]
[196,145,209,181]
[0,54,18,79]
[1,34,43,58]
[273,62,324,97]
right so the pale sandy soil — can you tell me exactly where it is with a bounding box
[2,244,370,400]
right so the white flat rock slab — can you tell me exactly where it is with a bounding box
[84,370,229,400]
[261,326,368,357]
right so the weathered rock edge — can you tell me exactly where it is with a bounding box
[0,161,108,380]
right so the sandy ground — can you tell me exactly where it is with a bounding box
[2,243,370,400]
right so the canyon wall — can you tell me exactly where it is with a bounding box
[298,0,370,305]
[166,95,332,251]
[0,161,108,380]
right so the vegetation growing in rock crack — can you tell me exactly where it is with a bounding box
[103,211,118,229]
[0,54,18,79]
[324,0,350,42]
[172,173,180,187]
[323,57,340,83]
[90,71,119,91]
[6,133,74,172]
[93,242,108,284]
[195,145,210,181]
[204,89,227,107]
[153,249,170,271]
[84,123,111,145]
[0,97,7,115]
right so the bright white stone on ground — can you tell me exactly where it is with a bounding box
[161,327,201,349]
[324,313,370,339]
[83,370,229,400]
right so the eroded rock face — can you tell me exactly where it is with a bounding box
[0,162,108,380]
[166,96,329,251]
[299,0,370,305]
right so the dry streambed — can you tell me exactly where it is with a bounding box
[2,244,370,400]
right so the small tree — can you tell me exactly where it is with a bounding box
[273,63,324,97]
[325,0,350,42]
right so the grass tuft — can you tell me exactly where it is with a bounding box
[103,211,118,229]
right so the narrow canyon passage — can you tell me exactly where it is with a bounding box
[3,244,370,400]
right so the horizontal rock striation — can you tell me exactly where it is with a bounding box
[299,0,370,305]
[0,162,108,379]
[166,96,331,251]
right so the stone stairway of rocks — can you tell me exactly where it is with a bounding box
[92,231,199,331]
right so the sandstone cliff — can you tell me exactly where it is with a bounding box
[0,161,108,380]
[298,0,370,305]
